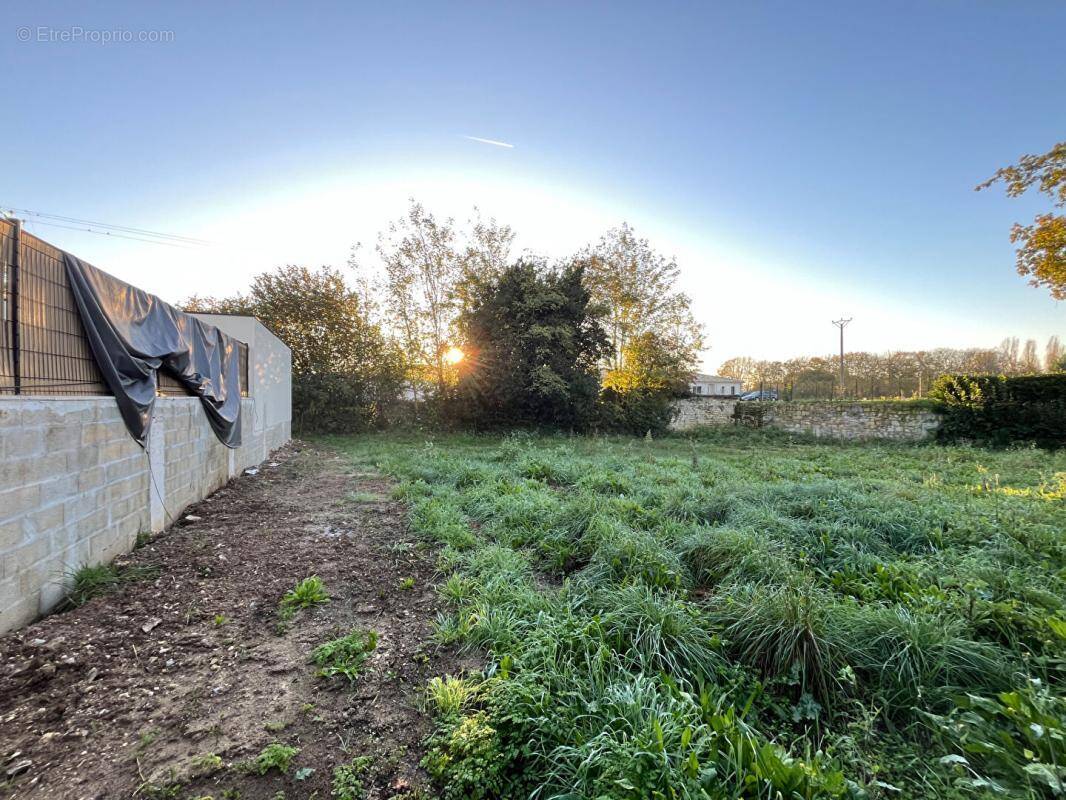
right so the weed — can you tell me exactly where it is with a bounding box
[245,743,299,775]
[331,756,373,800]
[398,576,415,590]
[311,630,378,681]
[279,576,329,621]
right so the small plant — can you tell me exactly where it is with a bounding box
[331,756,373,800]
[398,576,415,591]
[61,562,160,609]
[279,576,329,621]
[263,720,286,733]
[425,675,480,717]
[311,630,378,681]
[422,713,504,800]
[246,743,299,775]
[213,614,229,626]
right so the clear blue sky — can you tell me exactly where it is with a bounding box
[4,1,1064,365]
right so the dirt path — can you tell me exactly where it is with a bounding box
[0,442,453,800]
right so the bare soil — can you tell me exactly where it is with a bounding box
[0,441,458,800]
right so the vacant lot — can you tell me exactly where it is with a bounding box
[330,429,1066,799]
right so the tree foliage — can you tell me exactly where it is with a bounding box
[580,224,704,372]
[183,265,404,432]
[455,260,607,429]
[717,336,1065,399]
[979,141,1066,299]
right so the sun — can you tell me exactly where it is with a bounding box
[444,346,465,365]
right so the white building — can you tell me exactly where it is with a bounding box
[689,373,743,397]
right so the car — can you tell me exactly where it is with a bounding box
[739,389,779,401]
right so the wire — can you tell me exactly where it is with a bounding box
[1,205,211,245]
[145,424,177,528]
[20,219,195,248]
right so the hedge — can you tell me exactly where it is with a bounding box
[929,373,1066,448]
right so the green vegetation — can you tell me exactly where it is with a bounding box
[279,576,329,622]
[61,561,160,609]
[310,630,378,681]
[331,756,373,800]
[931,373,1066,448]
[244,743,299,776]
[330,430,1066,798]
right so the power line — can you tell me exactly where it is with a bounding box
[12,218,194,248]
[1,205,211,245]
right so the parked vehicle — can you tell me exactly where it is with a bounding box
[739,389,779,401]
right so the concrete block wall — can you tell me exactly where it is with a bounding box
[0,317,291,634]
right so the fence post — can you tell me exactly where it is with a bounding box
[10,218,20,395]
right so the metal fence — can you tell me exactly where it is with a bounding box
[0,218,247,397]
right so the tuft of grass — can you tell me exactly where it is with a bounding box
[425,675,480,717]
[398,576,415,591]
[310,630,378,681]
[61,561,160,609]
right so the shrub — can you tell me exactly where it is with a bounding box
[930,373,1066,448]
[293,372,402,435]
[596,387,678,435]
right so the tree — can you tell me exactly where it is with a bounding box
[1046,335,1063,371]
[1019,338,1042,374]
[718,356,758,388]
[580,224,704,373]
[375,202,461,395]
[455,260,607,429]
[602,331,695,394]
[183,265,404,431]
[978,141,1066,299]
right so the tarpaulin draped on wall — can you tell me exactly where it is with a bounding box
[63,253,242,448]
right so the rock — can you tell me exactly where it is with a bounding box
[141,618,162,633]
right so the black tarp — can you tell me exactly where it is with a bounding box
[63,253,242,448]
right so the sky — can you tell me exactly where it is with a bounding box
[3,1,1065,370]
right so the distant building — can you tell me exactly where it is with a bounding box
[689,373,743,397]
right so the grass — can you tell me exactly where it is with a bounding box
[326,429,1066,799]
[61,561,160,609]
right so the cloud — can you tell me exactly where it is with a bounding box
[463,135,515,149]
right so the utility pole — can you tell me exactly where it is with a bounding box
[832,317,852,399]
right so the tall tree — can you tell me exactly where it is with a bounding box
[978,141,1066,299]
[375,202,461,395]
[580,224,704,373]
[456,260,607,429]
[1046,335,1063,371]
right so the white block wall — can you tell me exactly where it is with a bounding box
[0,317,290,633]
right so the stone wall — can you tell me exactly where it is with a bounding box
[670,398,942,442]
[748,401,942,441]
[671,398,739,430]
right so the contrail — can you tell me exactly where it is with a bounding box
[463,135,515,149]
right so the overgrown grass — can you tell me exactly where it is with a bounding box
[327,430,1066,798]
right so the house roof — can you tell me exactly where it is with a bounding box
[692,373,741,383]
